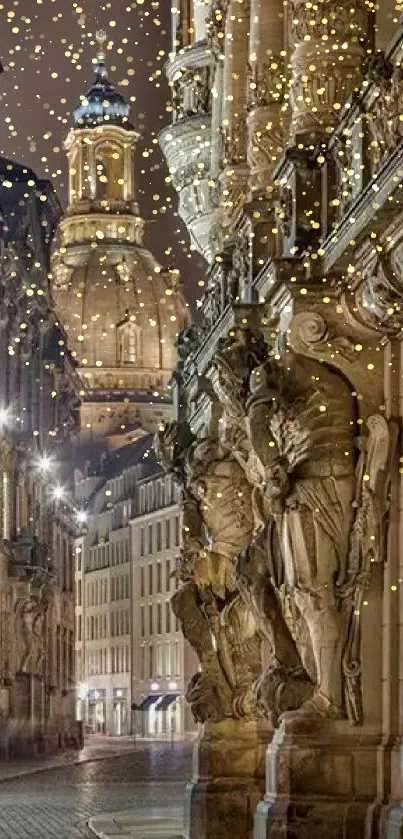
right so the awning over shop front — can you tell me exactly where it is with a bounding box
[155,693,180,711]
[136,694,161,711]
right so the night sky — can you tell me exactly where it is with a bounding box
[0,0,205,302]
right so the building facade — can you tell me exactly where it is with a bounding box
[0,155,81,758]
[131,467,196,739]
[75,440,196,738]
[52,33,194,739]
[158,3,403,839]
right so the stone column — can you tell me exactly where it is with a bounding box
[219,0,250,247]
[194,0,210,41]
[247,0,285,197]
[289,0,374,141]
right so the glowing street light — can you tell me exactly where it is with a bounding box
[52,484,65,502]
[35,453,55,475]
[76,509,88,525]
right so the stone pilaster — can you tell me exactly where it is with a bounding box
[219,0,250,245]
[247,0,285,197]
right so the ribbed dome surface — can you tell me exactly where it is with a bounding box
[52,244,188,376]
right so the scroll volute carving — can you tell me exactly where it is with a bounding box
[287,307,384,417]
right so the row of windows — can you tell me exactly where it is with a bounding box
[140,517,180,557]
[111,574,130,601]
[140,641,181,681]
[141,602,179,637]
[85,614,107,642]
[140,559,177,597]
[87,539,129,572]
[111,609,130,637]
[85,645,130,676]
[84,578,108,607]
[138,477,179,515]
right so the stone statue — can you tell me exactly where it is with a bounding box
[210,328,392,724]
[243,352,356,720]
[156,419,263,722]
[15,589,50,675]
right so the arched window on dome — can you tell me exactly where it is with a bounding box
[117,319,142,366]
[95,144,124,202]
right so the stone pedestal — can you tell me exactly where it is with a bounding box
[255,718,389,839]
[183,719,270,839]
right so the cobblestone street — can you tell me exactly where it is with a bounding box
[0,742,192,838]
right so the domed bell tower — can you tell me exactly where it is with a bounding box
[53,32,188,443]
[61,30,143,248]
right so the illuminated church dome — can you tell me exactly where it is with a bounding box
[53,33,188,438]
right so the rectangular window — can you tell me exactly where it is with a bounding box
[125,574,129,598]
[165,559,171,591]
[165,519,170,549]
[157,562,162,594]
[175,516,180,546]
[157,602,162,635]
[148,565,153,596]
[165,601,171,634]
[141,566,145,597]
[148,523,153,554]
[149,644,154,678]
[111,577,116,601]
[140,527,145,556]
[77,579,82,607]
[175,641,180,677]
[156,643,163,678]
[141,605,145,637]
[149,604,153,635]
[165,642,171,678]
[140,646,145,680]
[157,522,162,552]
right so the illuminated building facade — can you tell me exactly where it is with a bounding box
[0,156,81,758]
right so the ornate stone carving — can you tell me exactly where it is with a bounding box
[221,116,247,167]
[247,107,284,196]
[289,310,356,362]
[289,0,370,47]
[15,587,50,675]
[172,65,212,121]
[341,414,397,724]
[206,0,228,60]
[156,419,263,723]
[289,0,372,135]
[367,66,403,174]
[355,254,403,334]
[247,58,286,111]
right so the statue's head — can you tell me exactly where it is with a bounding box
[212,328,268,414]
[154,421,194,476]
